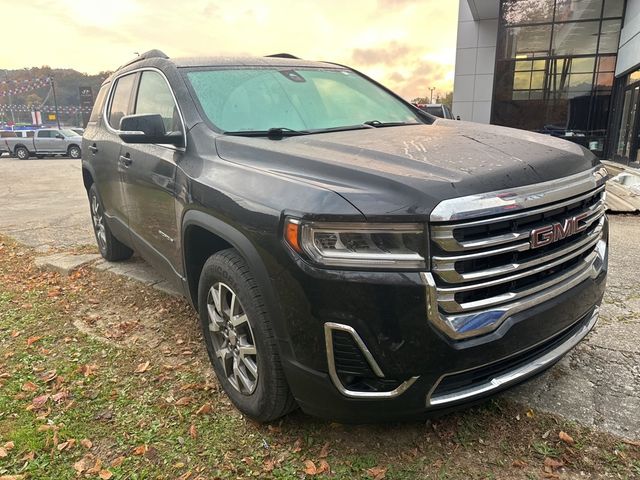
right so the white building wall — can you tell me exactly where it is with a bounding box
[616,0,640,76]
[452,0,499,123]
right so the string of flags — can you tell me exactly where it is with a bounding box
[0,77,52,97]
[0,104,92,113]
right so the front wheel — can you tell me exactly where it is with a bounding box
[198,249,296,422]
[68,145,81,159]
[15,147,29,160]
[88,184,133,261]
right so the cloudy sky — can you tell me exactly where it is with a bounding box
[1,0,458,100]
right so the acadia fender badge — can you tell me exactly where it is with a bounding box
[530,212,590,249]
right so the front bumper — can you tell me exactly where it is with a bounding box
[275,247,606,422]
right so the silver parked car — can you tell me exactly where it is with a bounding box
[5,128,82,159]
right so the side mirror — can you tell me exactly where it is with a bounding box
[118,114,184,147]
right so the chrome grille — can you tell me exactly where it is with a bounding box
[425,182,607,340]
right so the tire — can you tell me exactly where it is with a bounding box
[88,184,133,261]
[68,145,81,159]
[198,249,296,422]
[15,147,29,160]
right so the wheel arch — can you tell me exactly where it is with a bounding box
[181,210,277,313]
[81,163,95,192]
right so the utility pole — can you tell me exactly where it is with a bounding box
[50,76,61,129]
[428,87,436,104]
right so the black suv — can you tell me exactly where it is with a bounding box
[82,50,608,422]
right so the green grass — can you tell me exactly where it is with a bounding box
[0,236,639,479]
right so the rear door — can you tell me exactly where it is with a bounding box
[87,73,138,237]
[120,69,185,281]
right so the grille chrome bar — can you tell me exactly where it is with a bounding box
[433,216,604,284]
[432,194,605,252]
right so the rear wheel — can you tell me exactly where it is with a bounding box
[68,145,81,159]
[198,249,296,422]
[88,184,133,261]
[15,147,29,160]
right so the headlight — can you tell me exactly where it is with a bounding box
[284,218,427,269]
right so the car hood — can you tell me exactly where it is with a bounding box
[214,120,600,219]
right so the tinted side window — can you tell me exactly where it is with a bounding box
[89,84,110,123]
[38,131,52,138]
[108,74,136,129]
[26,131,35,138]
[135,71,181,133]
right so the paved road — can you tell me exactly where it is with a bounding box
[0,155,638,439]
[0,156,94,250]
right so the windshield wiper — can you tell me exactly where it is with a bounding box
[363,120,419,128]
[224,127,311,139]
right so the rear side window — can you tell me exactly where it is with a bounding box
[425,106,444,118]
[89,84,110,123]
[134,71,182,133]
[26,131,35,138]
[108,74,136,129]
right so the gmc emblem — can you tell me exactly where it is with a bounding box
[530,212,590,249]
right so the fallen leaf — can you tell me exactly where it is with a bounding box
[21,381,37,392]
[303,460,317,475]
[87,458,103,475]
[0,448,7,458]
[79,364,98,377]
[292,438,303,453]
[175,396,193,406]
[52,390,69,403]
[31,394,50,409]
[80,438,93,449]
[110,456,125,467]
[132,444,148,456]
[559,431,575,445]
[134,361,150,373]
[526,408,535,418]
[263,458,276,472]
[4,442,14,451]
[26,336,42,346]
[0,476,25,480]
[73,454,95,474]
[40,370,57,383]
[11,331,20,337]
[512,459,527,468]
[21,451,35,461]
[367,466,387,480]
[195,403,212,415]
[543,457,564,472]
[189,424,197,439]
[623,439,640,447]
[319,442,330,458]
[317,459,330,474]
[99,470,113,480]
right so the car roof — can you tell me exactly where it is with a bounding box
[171,55,338,69]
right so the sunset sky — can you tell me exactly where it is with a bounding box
[0,0,459,100]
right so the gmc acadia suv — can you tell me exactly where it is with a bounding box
[82,50,608,422]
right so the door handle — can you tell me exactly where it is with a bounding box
[88,144,98,153]
[119,154,132,167]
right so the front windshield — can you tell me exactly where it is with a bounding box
[186,68,422,133]
[60,129,80,137]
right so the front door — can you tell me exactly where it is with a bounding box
[120,69,184,283]
[616,84,640,163]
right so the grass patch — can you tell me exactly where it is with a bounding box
[0,235,639,479]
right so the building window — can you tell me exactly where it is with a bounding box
[492,0,624,157]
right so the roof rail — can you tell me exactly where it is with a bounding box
[119,49,169,69]
[265,53,300,59]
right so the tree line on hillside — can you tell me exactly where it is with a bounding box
[0,67,111,126]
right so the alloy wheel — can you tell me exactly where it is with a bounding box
[91,194,107,251]
[207,282,258,395]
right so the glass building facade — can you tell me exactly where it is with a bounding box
[491,0,625,157]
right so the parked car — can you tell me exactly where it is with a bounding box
[6,128,82,159]
[417,103,455,119]
[83,50,608,423]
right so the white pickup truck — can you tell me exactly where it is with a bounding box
[5,128,82,159]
